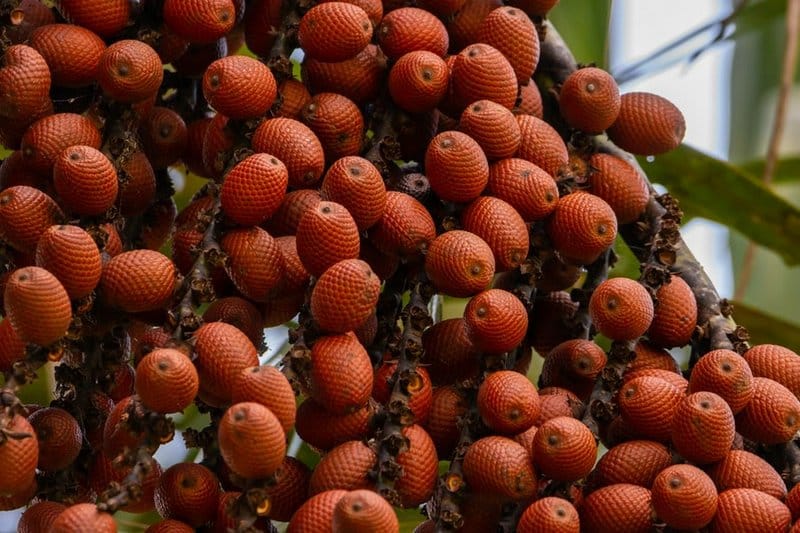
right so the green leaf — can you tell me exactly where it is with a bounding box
[548,0,612,69]
[398,507,426,532]
[639,144,800,265]
[731,300,800,353]
[740,157,800,183]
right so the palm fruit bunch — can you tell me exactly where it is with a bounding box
[0,0,796,532]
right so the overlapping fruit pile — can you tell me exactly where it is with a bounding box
[1,0,799,531]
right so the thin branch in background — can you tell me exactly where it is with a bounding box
[734,0,800,301]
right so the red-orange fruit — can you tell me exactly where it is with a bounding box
[388,51,449,113]
[580,483,652,533]
[199,113,233,181]
[154,462,220,526]
[302,45,384,106]
[735,376,800,444]
[651,464,717,530]
[671,391,734,464]
[28,407,82,472]
[462,196,529,271]
[296,399,372,451]
[462,435,536,499]
[100,250,177,313]
[395,424,439,507]
[477,370,539,433]
[0,414,39,495]
[628,340,681,373]
[115,150,156,216]
[321,0,382,26]
[298,2,372,62]
[52,145,118,216]
[0,150,46,190]
[540,339,606,400]
[0,319,25,372]
[29,24,104,88]
[243,0,281,55]
[451,43,518,111]
[273,235,310,294]
[56,0,129,37]
[512,424,538,458]
[359,237,399,282]
[163,0,235,43]
[320,156,387,231]
[547,191,617,265]
[4,266,71,346]
[265,190,322,238]
[276,78,312,119]
[311,259,381,333]
[609,91,687,155]
[193,322,259,407]
[368,191,436,257]
[308,440,376,495]
[135,349,199,414]
[488,158,558,222]
[446,0,502,49]
[0,478,35,512]
[618,375,683,442]
[526,291,579,356]
[533,416,596,481]
[646,274,698,348]
[0,186,63,252]
[624,368,687,393]
[420,318,480,385]
[296,201,360,278]
[301,92,364,161]
[218,402,286,479]
[706,450,787,500]
[589,277,654,341]
[418,0,466,16]
[202,297,263,347]
[589,152,649,225]
[507,0,559,16]
[688,349,754,414]
[559,67,620,134]
[516,114,569,177]
[464,288,528,353]
[744,344,800,399]
[709,488,791,533]
[19,500,67,533]
[231,365,297,434]
[458,100,521,161]
[21,113,101,175]
[377,7,448,61]
[592,440,671,489]
[374,363,432,424]
[51,503,116,533]
[425,230,495,297]
[102,395,150,457]
[266,457,312,521]
[286,490,347,533]
[5,0,55,45]
[787,483,800,520]
[514,79,544,117]
[310,333,373,414]
[477,7,538,86]
[36,225,102,301]
[97,39,163,103]
[517,497,579,533]
[221,226,283,301]
[145,520,195,533]
[0,45,50,121]
[426,385,467,456]
[220,153,287,226]
[252,118,325,189]
[139,107,188,169]
[89,452,162,513]
[203,55,276,119]
[333,490,399,532]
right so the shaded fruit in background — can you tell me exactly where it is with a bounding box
[0,414,39,495]
[139,107,188,169]
[425,230,495,298]
[420,317,481,385]
[671,391,734,464]
[688,348,754,414]
[517,497,579,533]
[607,92,686,155]
[426,386,467,456]
[4,266,71,346]
[591,439,671,489]
[372,364,433,425]
[231,365,297,434]
[477,370,539,434]
[462,436,536,500]
[540,339,607,400]
[18,501,67,533]
[218,402,286,479]
[295,400,372,452]
[589,277,654,341]
[145,520,195,533]
[202,296,264,347]
[0,319,25,372]
[116,150,157,216]
[221,226,283,301]
[395,424,439,507]
[135,348,199,414]
[35,224,102,300]
[100,250,177,313]
[533,416,597,481]
[286,490,347,533]
[154,462,220,527]
[651,464,717,530]
[709,488,791,533]
[559,67,620,134]
[28,407,82,472]
[333,490,399,532]
[303,45,385,106]
[464,288,528,353]
[266,457,312,521]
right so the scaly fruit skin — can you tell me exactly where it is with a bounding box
[618,375,683,442]
[298,2,373,63]
[220,153,288,226]
[559,67,620,134]
[425,230,495,298]
[51,503,117,533]
[154,462,220,527]
[670,391,734,464]
[395,425,439,507]
[135,348,199,414]
[477,370,540,433]
[100,250,177,313]
[252,118,326,189]
[425,130,489,203]
[589,277,654,341]
[533,416,597,482]
[464,288,528,353]
[332,490,400,532]
[287,490,347,533]
[458,99,521,160]
[231,365,297,435]
[0,186,64,252]
[477,7,539,86]
[29,24,105,88]
[488,158,559,222]
[296,201,360,278]
[388,51,449,113]
[591,439,671,489]
[709,488,791,533]
[580,484,653,533]
[28,407,82,472]
[4,266,72,346]
[265,457,312,521]
[36,225,102,300]
[608,91,686,155]
[651,464,718,530]
[461,196,529,271]
[516,114,569,176]
[743,344,800,399]
[369,191,436,257]
[735,377,800,444]
[0,414,39,496]
[310,333,373,414]
[647,274,698,348]
[311,259,381,333]
[588,153,649,225]
[706,450,787,501]
[218,402,286,480]
[546,191,617,265]
[320,156,387,231]
[203,55,276,119]
[688,348,754,414]
[221,226,283,301]
[56,0,130,37]
[0,45,50,121]
[452,43,518,111]
[377,7,448,60]
[18,501,67,533]
[421,318,481,384]
[308,440,377,495]
[21,113,102,175]
[462,435,537,500]
[53,145,119,216]
[97,39,163,103]
[192,321,259,407]
[296,399,372,451]
[517,497,579,533]
[162,0,236,44]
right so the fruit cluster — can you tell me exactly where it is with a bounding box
[0,0,796,532]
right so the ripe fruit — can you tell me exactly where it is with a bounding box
[588,153,649,225]
[0,185,64,252]
[425,230,495,297]
[252,118,325,189]
[547,191,618,265]
[333,490,400,532]
[0,45,50,121]
[516,114,569,176]
[579,484,653,533]
[193,322,259,407]
[28,407,82,472]
[18,501,67,533]
[218,402,286,479]
[421,318,481,384]
[477,370,539,433]
[533,416,597,481]
[298,3,373,63]
[303,45,385,105]
[618,375,683,442]
[488,158,558,222]
[388,51,449,113]
[154,462,220,526]
[477,7,538,85]
[202,296,264,346]
[591,439,671,488]
[53,145,118,216]
[589,277,654,341]
[671,391,734,464]
[320,156,387,231]
[735,377,800,444]
[648,274,698,347]
[97,39,163,103]
[266,457,312,521]
[517,497,579,533]
[220,153,288,226]
[35,225,102,300]
[308,440,376,495]
[135,349,199,413]
[287,490,347,533]
[221,226,283,301]
[100,250,178,313]
[377,7,448,60]
[459,100,522,160]
[21,112,102,175]
[462,436,537,499]
[139,107,188,169]
[29,24,105,88]
[296,201,360,278]
[4,266,72,346]
[452,43,518,111]
[295,400,372,451]
[231,366,297,435]
[0,320,25,372]
[706,450,787,501]
[688,349,754,413]
[743,344,800,399]
[709,488,791,533]
[51,503,116,533]
[0,414,39,495]
[462,196,529,271]
[651,464,717,530]
[56,0,130,37]
[203,55,276,119]
[369,191,436,257]
[425,131,489,203]
[464,289,528,353]
[163,0,236,44]
[311,259,381,333]
[116,150,157,216]
[559,67,620,134]
[310,333,373,414]
[607,92,686,155]
[395,424,439,507]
